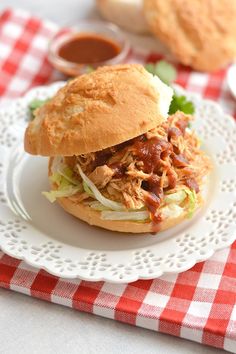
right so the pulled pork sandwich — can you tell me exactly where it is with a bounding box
[24,64,211,233]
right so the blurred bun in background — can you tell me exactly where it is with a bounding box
[97,0,149,34]
[144,0,236,72]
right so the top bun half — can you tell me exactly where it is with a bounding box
[24,64,173,156]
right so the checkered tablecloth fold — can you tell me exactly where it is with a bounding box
[0,8,236,353]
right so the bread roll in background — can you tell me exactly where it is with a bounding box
[144,0,236,72]
[96,0,149,34]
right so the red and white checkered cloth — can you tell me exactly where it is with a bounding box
[0,8,236,353]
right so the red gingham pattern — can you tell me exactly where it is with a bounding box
[0,8,236,353]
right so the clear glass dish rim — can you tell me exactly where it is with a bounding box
[48,20,131,71]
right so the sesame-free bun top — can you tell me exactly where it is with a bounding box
[144,0,236,72]
[24,64,173,156]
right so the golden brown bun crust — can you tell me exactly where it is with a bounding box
[144,0,236,72]
[48,158,202,234]
[25,64,166,156]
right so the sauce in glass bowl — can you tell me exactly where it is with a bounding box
[48,21,130,76]
[58,34,121,64]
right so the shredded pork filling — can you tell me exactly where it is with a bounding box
[64,112,211,221]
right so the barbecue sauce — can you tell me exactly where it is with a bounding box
[58,34,121,64]
[144,175,163,221]
[133,137,172,174]
[133,138,173,230]
[77,121,200,233]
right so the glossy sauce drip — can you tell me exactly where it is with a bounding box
[166,167,177,189]
[58,34,121,64]
[145,175,163,217]
[134,137,172,174]
[133,137,173,230]
[171,153,189,167]
[144,177,163,233]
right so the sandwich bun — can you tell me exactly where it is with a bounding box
[144,0,236,72]
[24,64,173,156]
[49,157,203,234]
[96,0,149,34]
[57,196,200,233]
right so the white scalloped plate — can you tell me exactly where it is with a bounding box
[0,82,236,283]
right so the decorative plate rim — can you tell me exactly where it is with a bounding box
[0,82,235,283]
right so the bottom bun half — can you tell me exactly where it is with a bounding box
[49,158,202,234]
[57,197,197,233]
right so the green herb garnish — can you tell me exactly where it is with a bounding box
[29,98,49,119]
[145,60,177,86]
[169,94,195,115]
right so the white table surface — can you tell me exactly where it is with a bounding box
[0,1,229,353]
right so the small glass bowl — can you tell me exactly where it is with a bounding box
[48,21,130,76]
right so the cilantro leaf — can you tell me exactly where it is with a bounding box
[154,60,177,85]
[145,60,177,85]
[168,94,195,115]
[145,63,156,75]
[29,99,49,120]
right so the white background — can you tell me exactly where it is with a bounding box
[0,1,228,353]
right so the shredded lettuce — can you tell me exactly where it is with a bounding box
[164,188,197,218]
[101,210,150,221]
[165,190,187,204]
[51,156,63,174]
[87,200,146,213]
[51,158,81,188]
[49,172,73,189]
[50,157,81,185]
[184,189,197,218]
[82,181,94,197]
[45,158,197,222]
[43,157,82,203]
[77,164,124,211]
[49,172,62,185]
[161,204,183,219]
[42,185,82,203]
[57,165,80,186]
